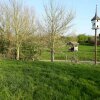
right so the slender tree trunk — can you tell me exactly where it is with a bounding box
[50,41,54,62]
[16,45,20,60]
[51,48,54,62]
[16,33,20,60]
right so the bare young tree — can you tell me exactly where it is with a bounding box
[42,1,74,62]
[0,0,36,60]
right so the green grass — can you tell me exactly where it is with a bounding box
[0,60,100,100]
[40,45,100,61]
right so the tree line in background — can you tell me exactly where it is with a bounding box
[0,0,99,62]
[66,33,100,45]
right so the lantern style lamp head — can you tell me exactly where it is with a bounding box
[91,5,100,30]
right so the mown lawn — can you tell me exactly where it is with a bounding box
[0,60,100,100]
[40,45,100,61]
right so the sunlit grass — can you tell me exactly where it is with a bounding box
[0,60,100,99]
[40,45,100,61]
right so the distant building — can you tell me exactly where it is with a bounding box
[67,42,79,52]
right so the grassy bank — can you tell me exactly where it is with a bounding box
[0,60,100,100]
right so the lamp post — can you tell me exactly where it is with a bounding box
[91,5,100,65]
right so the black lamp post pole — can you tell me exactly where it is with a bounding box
[95,29,97,65]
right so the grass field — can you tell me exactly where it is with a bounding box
[0,60,100,100]
[40,45,100,61]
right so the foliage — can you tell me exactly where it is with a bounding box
[0,0,36,60]
[0,60,100,100]
[0,33,8,54]
[77,34,89,44]
[66,36,78,43]
[0,0,74,61]
[21,36,42,61]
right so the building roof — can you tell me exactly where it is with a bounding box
[91,15,100,21]
[91,5,100,21]
[67,42,79,46]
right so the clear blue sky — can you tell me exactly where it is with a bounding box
[24,0,100,36]
[4,0,100,35]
